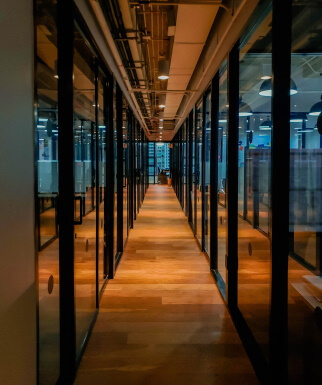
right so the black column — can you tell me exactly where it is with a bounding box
[270,0,291,381]
[210,73,219,271]
[57,0,76,381]
[188,112,193,224]
[116,84,123,253]
[227,42,239,310]
[105,75,115,278]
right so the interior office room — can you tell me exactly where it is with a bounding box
[0,0,321,384]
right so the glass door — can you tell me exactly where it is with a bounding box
[98,72,107,290]
[35,1,60,383]
[73,27,97,359]
[204,92,211,255]
[196,100,203,245]
[217,61,228,288]
[288,1,322,382]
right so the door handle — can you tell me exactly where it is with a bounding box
[74,196,83,225]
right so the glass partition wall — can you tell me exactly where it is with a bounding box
[171,1,321,383]
[237,6,272,360]
[288,1,322,383]
[73,27,97,359]
[217,61,228,288]
[196,100,203,246]
[35,4,149,382]
[204,91,211,255]
[35,1,60,383]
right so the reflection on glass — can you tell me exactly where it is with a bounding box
[156,142,170,172]
[191,110,196,229]
[98,74,106,289]
[183,123,187,215]
[205,92,211,254]
[36,0,60,383]
[196,101,203,244]
[217,61,228,285]
[237,7,272,360]
[73,27,97,359]
[113,85,118,257]
[288,1,322,382]
[123,100,129,245]
[148,142,155,184]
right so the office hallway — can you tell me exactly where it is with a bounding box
[75,185,259,385]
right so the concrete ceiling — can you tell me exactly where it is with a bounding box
[164,5,219,124]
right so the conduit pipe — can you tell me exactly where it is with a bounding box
[119,0,153,121]
[89,0,150,136]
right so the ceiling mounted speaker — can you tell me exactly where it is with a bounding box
[158,94,166,108]
[158,59,169,80]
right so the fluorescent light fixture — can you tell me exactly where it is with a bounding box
[261,75,272,80]
[219,119,227,123]
[37,125,46,128]
[39,118,48,122]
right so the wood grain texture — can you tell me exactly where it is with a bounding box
[75,185,259,385]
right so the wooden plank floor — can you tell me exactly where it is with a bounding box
[75,185,259,385]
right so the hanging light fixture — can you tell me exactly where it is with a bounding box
[158,59,170,80]
[158,94,166,108]
[259,78,297,96]
[159,111,164,121]
[260,116,272,130]
[54,59,59,79]
[290,112,307,122]
[239,97,253,117]
[309,95,322,116]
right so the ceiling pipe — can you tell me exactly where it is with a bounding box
[119,0,155,131]
[130,0,230,12]
[88,0,150,136]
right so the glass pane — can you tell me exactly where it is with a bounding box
[148,142,155,184]
[183,123,187,215]
[237,7,272,360]
[191,110,196,229]
[73,27,97,359]
[113,84,118,256]
[98,73,106,289]
[218,61,228,285]
[205,92,211,254]
[289,1,322,382]
[196,101,203,244]
[123,100,128,244]
[35,0,60,382]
